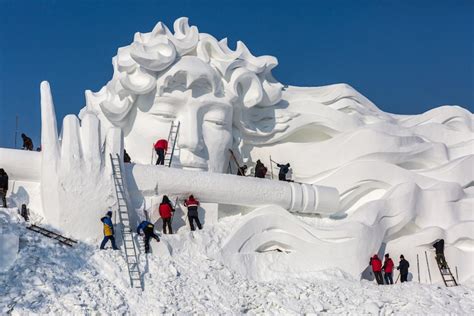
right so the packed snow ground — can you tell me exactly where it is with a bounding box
[1,210,473,315]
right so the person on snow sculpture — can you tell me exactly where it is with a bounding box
[0,168,8,208]
[100,211,118,250]
[433,239,448,269]
[21,133,34,151]
[123,149,132,163]
[137,220,160,253]
[369,254,383,285]
[20,204,29,221]
[277,162,291,181]
[382,253,394,284]
[159,195,175,234]
[184,195,203,231]
[154,138,168,165]
[397,254,410,283]
[237,164,248,176]
[254,160,267,178]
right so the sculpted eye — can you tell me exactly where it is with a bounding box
[205,118,227,126]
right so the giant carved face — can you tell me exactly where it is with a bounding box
[82,18,283,172]
[131,56,233,172]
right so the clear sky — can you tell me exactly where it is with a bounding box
[0,0,472,148]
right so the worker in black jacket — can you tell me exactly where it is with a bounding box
[21,133,34,151]
[0,168,8,208]
[277,163,290,181]
[396,255,410,283]
[433,239,448,269]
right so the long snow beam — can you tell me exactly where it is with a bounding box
[0,148,41,181]
[0,149,340,215]
[127,164,340,215]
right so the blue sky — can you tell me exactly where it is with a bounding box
[0,0,472,148]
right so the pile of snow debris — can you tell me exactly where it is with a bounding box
[0,209,20,272]
[0,215,473,314]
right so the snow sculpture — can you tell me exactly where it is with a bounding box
[0,17,472,283]
[80,17,285,172]
[127,164,339,215]
[39,82,123,240]
[79,17,473,282]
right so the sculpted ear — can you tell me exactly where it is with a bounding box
[230,68,263,108]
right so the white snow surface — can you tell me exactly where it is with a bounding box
[0,16,473,314]
[0,209,20,272]
[1,214,474,315]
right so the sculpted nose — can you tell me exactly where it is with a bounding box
[178,111,203,152]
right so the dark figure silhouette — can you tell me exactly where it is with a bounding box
[21,133,34,151]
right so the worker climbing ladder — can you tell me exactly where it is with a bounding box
[164,121,180,167]
[27,224,77,247]
[110,153,143,290]
[435,256,458,287]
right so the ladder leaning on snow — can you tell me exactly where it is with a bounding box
[26,224,78,247]
[164,121,180,167]
[150,121,181,167]
[435,255,458,287]
[110,154,143,290]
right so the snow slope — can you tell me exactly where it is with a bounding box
[1,212,473,314]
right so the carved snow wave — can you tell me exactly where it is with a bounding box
[225,85,473,282]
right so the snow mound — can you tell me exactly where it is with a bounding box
[1,217,473,314]
[0,209,20,272]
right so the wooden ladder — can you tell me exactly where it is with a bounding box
[27,224,78,247]
[435,255,458,287]
[110,154,143,290]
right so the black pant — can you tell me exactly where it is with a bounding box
[100,236,118,250]
[162,217,172,234]
[400,273,408,283]
[188,215,202,231]
[144,233,160,253]
[374,271,384,285]
[278,173,286,181]
[384,272,393,284]
[0,189,6,208]
[436,254,448,269]
[156,148,165,165]
[21,210,29,222]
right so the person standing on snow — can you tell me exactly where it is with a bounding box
[21,133,34,151]
[397,255,410,282]
[100,211,118,250]
[369,254,384,285]
[254,160,267,178]
[20,204,29,221]
[154,138,168,165]
[184,195,203,231]
[382,253,394,284]
[433,239,448,269]
[159,195,175,234]
[137,220,160,253]
[123,149,132,163]
[0,168,8,208]
[276,162,290,181]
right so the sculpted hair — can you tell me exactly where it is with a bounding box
[83,17,294,144]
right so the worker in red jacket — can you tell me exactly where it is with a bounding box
[184,195,202,231]
[369,254,383,285]
[158,195,174,234]
[154,139,168,165]
[382,253,394,284]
